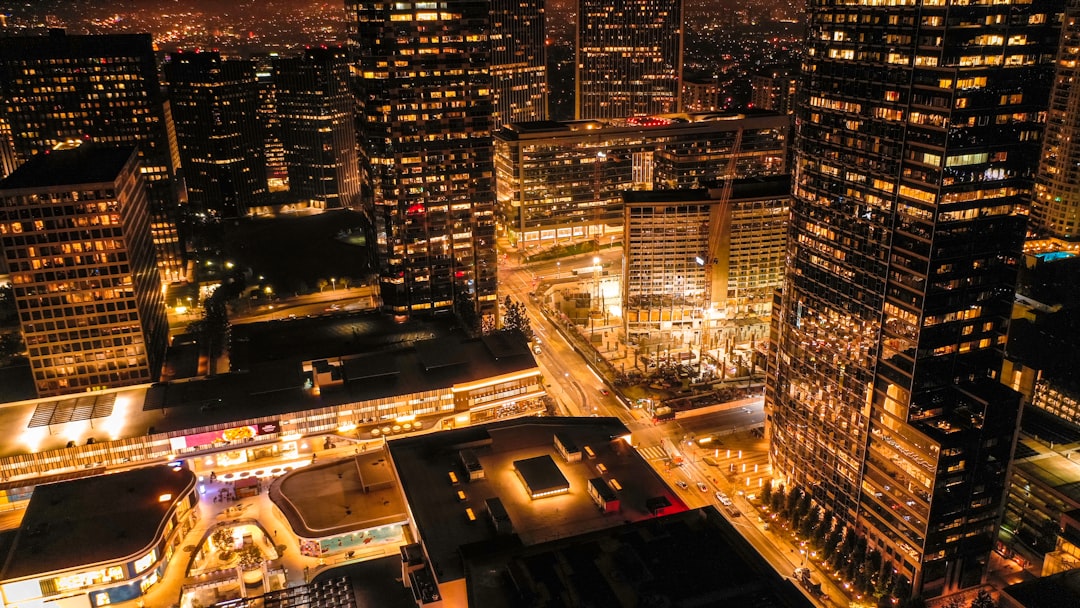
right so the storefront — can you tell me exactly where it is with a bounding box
[298,524,406,558]
[170,421,284,472]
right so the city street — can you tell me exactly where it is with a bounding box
[497,249,840,606]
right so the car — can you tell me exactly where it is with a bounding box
[599,388,610,396]
[533,345,542,355]
[675,480,689,490]
[696,482,708,492]
[715,491,733,506]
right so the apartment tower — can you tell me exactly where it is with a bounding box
[766,0,1062,598]
[576,0,683,119]
[348,1,498,324]
[0,31,184,282]
[1033,0,1080,241]
[0,145,168,397]
[490,0,548,126]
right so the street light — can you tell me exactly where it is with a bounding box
[331,278,337,292]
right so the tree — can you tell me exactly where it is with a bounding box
[823,525,844,561]
[761,479,773,504]
[784,486,802,518]
[455,291,480,334]
[317,278,328,292]
[501,296,534,343]
[799,505,821,538]
[238,544,264,570]
[770,484,787,514]
[968,590,996,608]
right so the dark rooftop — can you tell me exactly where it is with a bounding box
[513,455,570,496]
[1003,567,1080,608]
[0,145,137,190]
[0,465,196,580]
[463,507,814,608]
[623,175,791,205]
[388,417,687,583]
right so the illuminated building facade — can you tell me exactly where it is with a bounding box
[274,47,361,210]
[164,51,268,219]
[0,117,15,179]
[622,177,789,344]
[490,0,548,126]
[0,145,168,397]
[494,112,787,247]
[349,1,498,322]
[576,0,683,120]
[766,0,1062,598]
[253,54,288,185]
[0,466,197,607]
[1033,0,1080,241]
[750,67,797,114]
[0,31,184,282]
[682,78,721,112]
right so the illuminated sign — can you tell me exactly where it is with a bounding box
[170,421,281,450]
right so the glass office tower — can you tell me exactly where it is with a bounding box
[766,0,1062,598]
[348,0,498,324]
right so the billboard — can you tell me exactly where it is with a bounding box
[170,420,280,451]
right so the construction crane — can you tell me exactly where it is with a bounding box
[702,125,744,321]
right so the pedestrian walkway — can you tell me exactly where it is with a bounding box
[637,445,669,461]
[111,441,406,608]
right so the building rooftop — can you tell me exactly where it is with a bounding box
[0,313,538,462]
[622,175,791,205]
[494,111,788,141]
[270,452,406,538]
[1012,425,1080,507]
[1003,566,1080,608]
[462,507,814,608]
[0,144,136,190]
[387,417,687,583]
[0,465,196,581]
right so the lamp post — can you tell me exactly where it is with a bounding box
[330,277,337,292]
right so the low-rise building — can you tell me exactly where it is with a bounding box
[0,465,198,607]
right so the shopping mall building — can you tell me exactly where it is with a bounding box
[0,332,545,507]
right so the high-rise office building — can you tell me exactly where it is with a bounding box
[274,47,361,211]
[0,117,15,180]
[349,1,498,323]
[490,0,548,126]
[253,54,288,187]
[164,51,268,219]
[0,30,184,283]
[1033,1,1080,241]
[576,0,683,120]
[494,112,788,248]
[0,145,168,397]
[766,1,1062,598]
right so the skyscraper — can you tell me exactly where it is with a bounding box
[766,1,1062,599]
[0,30,184,283]
[0,145,168,397]
[274,47,361,211]
[164,51,268,219]
[1033,1,1080,241]
[348,1,498,324]
[490,0,548,126]
[576,0,683,120]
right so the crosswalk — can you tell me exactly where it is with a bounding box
[637,445,669,461]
